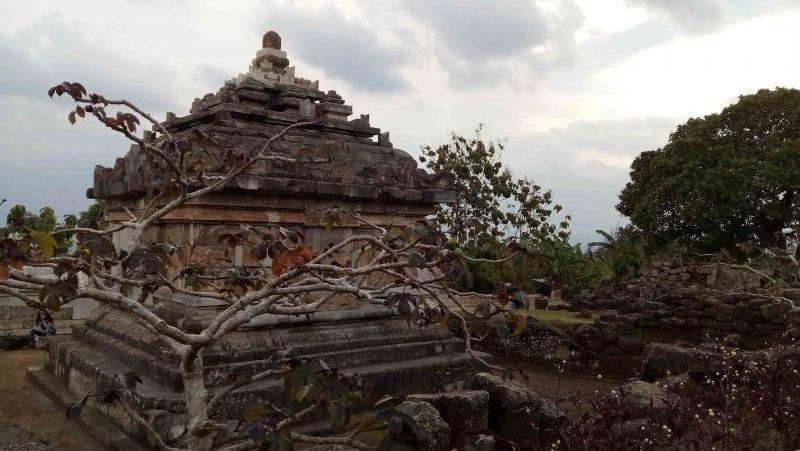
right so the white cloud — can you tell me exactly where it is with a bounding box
[625,0,727,33]
[575,149,634,169]
[592,8,800,120]
[1,0,798,243]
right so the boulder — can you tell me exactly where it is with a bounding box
[786,307,800,326]
[785,327,800,340]
[659,372,701,397]
[306,446,358,451]
[453,433,497,451]
[465,372,561,448]
[754,322,783,336]
[388,401,451,451]
[641,343,718,381]
[615,380,670,413]
[571,324,605,351]
[620,418,652,438]
[406,390,489,440]
[722,334,743,347]
[618,336,646,354]
[748,298,771,310]
[760,300,792,321]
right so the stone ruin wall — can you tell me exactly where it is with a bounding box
[641,258,763,295]
[1,267,98,335]
[572,258,799,339]
[595,287,798,336]
[0,305,80,337]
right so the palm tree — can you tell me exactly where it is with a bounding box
[588,227,646,281]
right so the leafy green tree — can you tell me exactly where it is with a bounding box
[527,238,587,299]
[618,88,800,251]
[420,126,570,248]
[587,226,646,281]
[1,202,103,257]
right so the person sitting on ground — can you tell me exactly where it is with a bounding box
[29,309,56,347]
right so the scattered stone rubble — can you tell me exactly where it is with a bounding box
[375,374,560,451]
[570,258,800,342]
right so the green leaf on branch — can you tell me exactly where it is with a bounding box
[29,231,56,258]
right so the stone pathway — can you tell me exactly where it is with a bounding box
[0,348,108,451]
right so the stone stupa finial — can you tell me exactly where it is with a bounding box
[262,30,281,50]
[224,29,319,90]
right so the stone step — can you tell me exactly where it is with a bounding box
[76,309,464,390]
[75,326,185,391]
[209,352,476,420]
[26,366,148,451]
[85,308,455,366]
[206,319,457,366]
[47,332,475,427]
[75,319,466,390]
[203,335,466,386]
[46,334,185,410]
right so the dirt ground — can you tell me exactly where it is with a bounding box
[0,348,108,451]
[488,355,623,415]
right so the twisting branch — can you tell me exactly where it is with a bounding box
[0,284,41,307]
[290,433,372,450]
[207,366,290,414]
[117,397,184,451]
[461,250,519,264]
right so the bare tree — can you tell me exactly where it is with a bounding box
[0,82,527,451]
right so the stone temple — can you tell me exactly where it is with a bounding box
[39,31,474,445]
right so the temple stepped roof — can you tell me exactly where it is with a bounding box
[91,31,453,205]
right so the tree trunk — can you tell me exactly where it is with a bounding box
[182,356,215,451]
[757,190,794,250]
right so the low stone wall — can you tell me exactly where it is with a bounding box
[0,267,99,333]
[597,288,799,337]
[499,323,590,364]
[571,256,799,339]
[646,259,764,291]
[576,260,769,310]
[0,305,83,336]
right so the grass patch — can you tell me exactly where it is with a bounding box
[521,309,596,326]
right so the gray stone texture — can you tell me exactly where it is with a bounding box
[394,401,452,451]
[615,380,670,413]
[406,390,489,440]
[641,343,719,381]
[465,372,561,449]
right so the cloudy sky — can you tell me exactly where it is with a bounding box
[1,0,799,244]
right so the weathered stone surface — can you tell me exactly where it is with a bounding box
[619,418,652,438]
[659,372,701,397]
[306,446,358,451]
[394,401,451,451]
[641,343,718,381]
[760,300,792,321]
[786,307,800,325]
[44,31,467,451]
[465,372,561,449]
[618,335,646,354]
[572,324,604,351]
[461,321,597,369]
[406,390,489,439]
[615,380,670,413]
[0,443,48,451]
